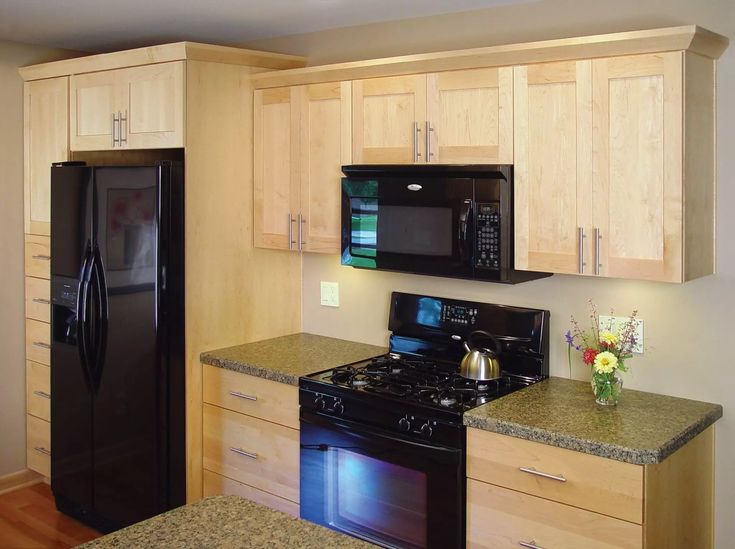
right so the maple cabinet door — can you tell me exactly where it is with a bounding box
[427,67,512,164]
[254,87,300,250]
[514,61,593,275]
[592,53,683,282]
[70,70,118,151]
[24,77,68,236]
[299,82,351,254]
[352,74,426,163]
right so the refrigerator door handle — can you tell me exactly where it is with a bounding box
[76,242,94,382]
[91,248,109,390]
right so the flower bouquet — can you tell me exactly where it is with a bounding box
[565,301,639,406]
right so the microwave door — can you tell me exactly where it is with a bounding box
[343,177,474,278]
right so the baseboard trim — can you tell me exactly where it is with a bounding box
[0,468,43,495]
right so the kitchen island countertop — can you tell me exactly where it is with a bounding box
[200,332,387,385]
[79,495,374,548]
[464,376,722,464]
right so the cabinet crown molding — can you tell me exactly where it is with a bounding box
[19,41,308,82]
[251,25,728,89]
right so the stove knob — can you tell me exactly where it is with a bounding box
[333,400,344,415]
[314,395,326,410]
[398,416,411,432]
[420,422,433,439]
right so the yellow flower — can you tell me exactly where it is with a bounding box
[599,331,619,346]
[593,351,618,374]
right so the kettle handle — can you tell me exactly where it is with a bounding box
[467,330,500,355]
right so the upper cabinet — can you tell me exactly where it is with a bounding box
[514,52,713,283]
[254,82,351,253]
[24,77,69,236]
[352,68,512,164]
[70,61,185,151]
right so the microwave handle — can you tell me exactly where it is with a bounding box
[458,199,473,262]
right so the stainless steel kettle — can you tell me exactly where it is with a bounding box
[460,330,502,381]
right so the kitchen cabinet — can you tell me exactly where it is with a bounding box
[201,364,300,513]
[352,68,512,164]
[514,52,714,282]
[24,77,68,236]
[466,427,714,548]
[26,414,50,478]
[26,360,50,422]
[70,61,185,150]
[254,81,351,253]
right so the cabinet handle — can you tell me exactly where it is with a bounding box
[229,390,257,402]
[32,298,51,305]
[577,227,585,274]
[594,227,602,275]
[288,214,295,250]
[33,390,51,399]
[33,446,51,456]
[229,447,258,460]
[298,214,306,251]
[425,121,434,161]
[519,540,544,549]
[120,110,128,145]
[33,341,51,350]
[112,112,120,146]
[519,466,566,483]
[32,255,51,261]
[413,122,422,162]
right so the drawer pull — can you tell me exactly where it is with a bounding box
[229,447,258,460]
[519,466,566,483]
[33,446,51,456]
[33,390,51,399]
[32,341,51,350]
[229,391,257,402]
[32,298,51,305]
[519,540,544,549]
[32,255,51,261]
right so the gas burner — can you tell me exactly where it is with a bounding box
[439,395,457,407]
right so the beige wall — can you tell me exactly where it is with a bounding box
[248,0,735,546]
[0,41,82,477]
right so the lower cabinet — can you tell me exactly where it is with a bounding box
[201,365,300,517]
[467,427,715,549]
[26,414,51,478]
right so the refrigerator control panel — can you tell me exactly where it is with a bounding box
[51,276,78,308]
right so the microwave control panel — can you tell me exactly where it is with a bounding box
[475,203,500,270]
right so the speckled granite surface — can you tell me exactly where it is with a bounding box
[78,496,374,548]
[464,377,722,464]
[200,333,387,385]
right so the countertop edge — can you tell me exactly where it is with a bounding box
[464,404,723,465]
[200,354,300,386]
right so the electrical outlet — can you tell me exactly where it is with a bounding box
[320,281,339,307]
[599,315,644,354]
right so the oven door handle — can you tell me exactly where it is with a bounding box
[301,410,462,458]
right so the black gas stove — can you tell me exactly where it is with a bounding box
[299,292,550,549]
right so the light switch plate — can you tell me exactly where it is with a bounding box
[320,281,339,307]
[599,315,644,354]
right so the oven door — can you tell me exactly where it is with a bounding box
[300,410,464,549]
[341,175,474,278]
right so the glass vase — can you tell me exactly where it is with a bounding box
[591,373,623,406]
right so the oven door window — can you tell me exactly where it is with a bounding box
[327,448,427,548]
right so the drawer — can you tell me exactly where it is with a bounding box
[203,364,299,429]
[467,428,643,524]
[25,276,51,323]
[26,318,50,366]
[203,403,299,503]
[25,235,51,279]
[202,469,299,518]
[467,479,642,549]
[27,415,51,478]
[26,360,51,421]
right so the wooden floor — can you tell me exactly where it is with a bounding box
[0,483,100,548]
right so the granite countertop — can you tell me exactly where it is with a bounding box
[464,377,722,465]
[78,495,374,548]
[200,332,387,385]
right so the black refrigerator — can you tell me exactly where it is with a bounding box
[50,161,185,533]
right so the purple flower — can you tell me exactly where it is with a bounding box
[564,330,582,351]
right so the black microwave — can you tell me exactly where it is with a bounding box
[341,164,551,284]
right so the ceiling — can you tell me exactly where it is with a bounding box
[0,0,534,53]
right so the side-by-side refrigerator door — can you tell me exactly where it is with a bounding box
[50,164,94,516]
[91,166,165,528]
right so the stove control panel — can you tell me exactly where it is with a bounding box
[475,202,500,270]
[311,393,344,416]
[441,304,478,326]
